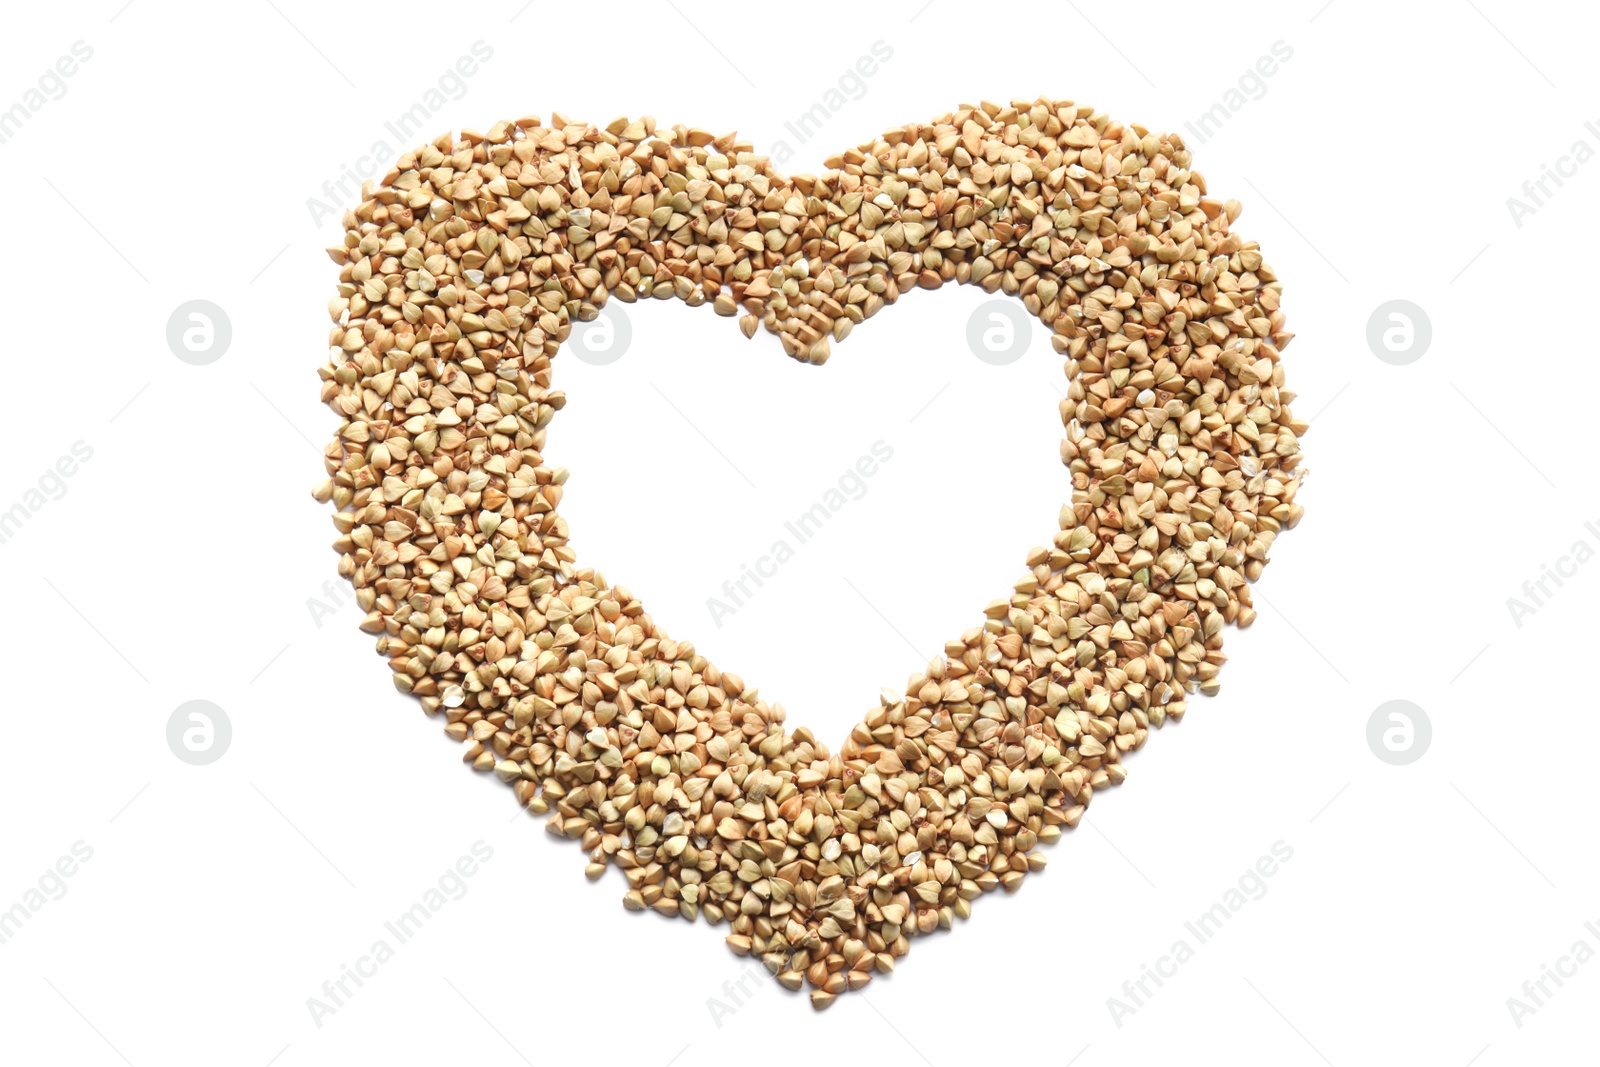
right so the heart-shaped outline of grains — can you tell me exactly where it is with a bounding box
[314,99,1306,1010]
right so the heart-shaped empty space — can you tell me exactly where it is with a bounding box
[552,285,1068,745]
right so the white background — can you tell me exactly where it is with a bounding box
[1,1,1594,1064]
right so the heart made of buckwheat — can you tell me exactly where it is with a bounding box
[315,99,1305,1009]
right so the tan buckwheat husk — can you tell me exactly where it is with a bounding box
[315,99,1306,1010]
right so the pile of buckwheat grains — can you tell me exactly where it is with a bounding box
[314,99,1305,1009]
